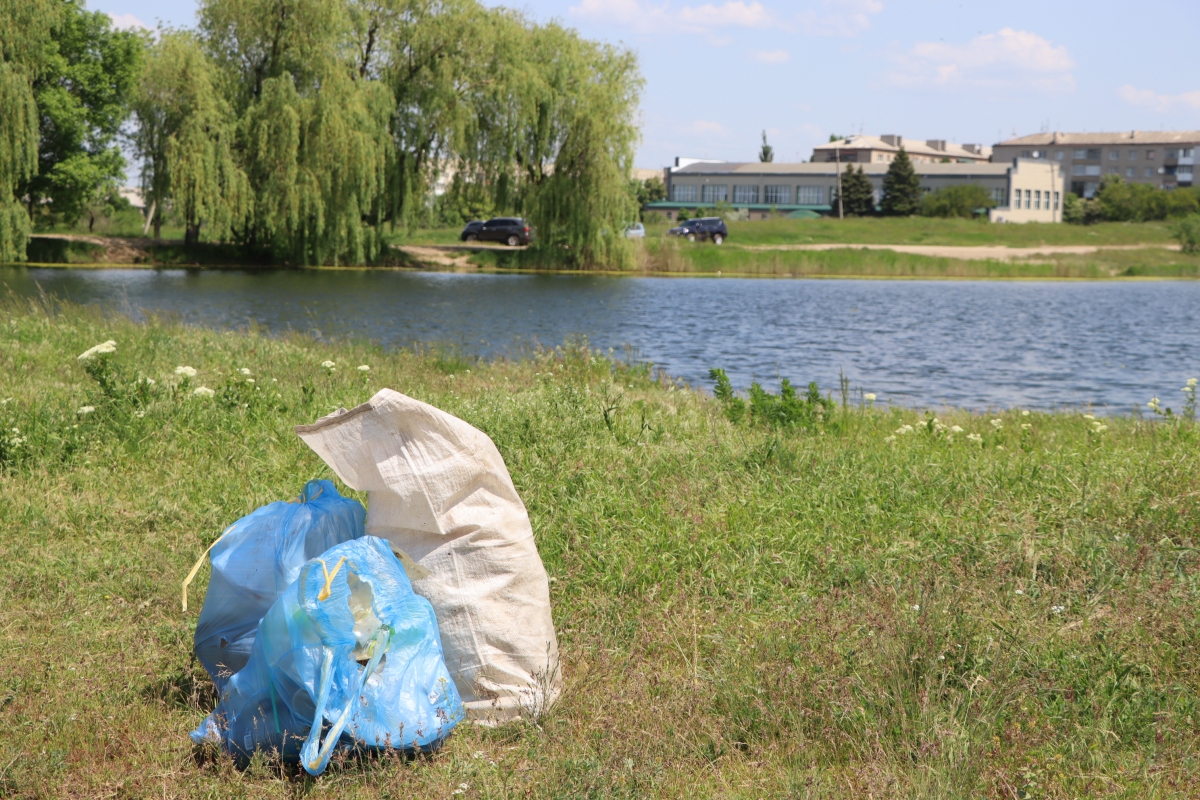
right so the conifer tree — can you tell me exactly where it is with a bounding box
[880,147,922,216]
[835,165,876,216]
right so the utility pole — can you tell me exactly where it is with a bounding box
[835,146,844,219]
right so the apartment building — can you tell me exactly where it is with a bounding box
[811,135,992,165]
[648,159,1061,223]
[992,131,1199,198]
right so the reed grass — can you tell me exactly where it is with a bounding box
[1,299,1199,798]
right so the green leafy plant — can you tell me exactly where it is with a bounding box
[710,367,831,431]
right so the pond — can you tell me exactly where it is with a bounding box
[4,266,1198,412]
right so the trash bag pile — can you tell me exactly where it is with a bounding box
[185,390,560,776]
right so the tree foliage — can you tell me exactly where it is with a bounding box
[920,184,995,219]
[759,130,773,163]
[0,0,58,261]
[833,165,875,217]
[133,33,249,242]
[20,1,143,229]
[880,147,921,216]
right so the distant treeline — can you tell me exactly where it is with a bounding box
[1,0,643,267]
[1064,176,1200,224]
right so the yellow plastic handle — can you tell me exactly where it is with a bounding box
[316,556,347,602]
[181,524,237,612]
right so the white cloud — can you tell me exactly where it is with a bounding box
[1118,85,1200,112]
[753,49,790,64]
[570,0,771,35]
[108,13,147,31]
[796,0,882,37]
[886,28,1074,92]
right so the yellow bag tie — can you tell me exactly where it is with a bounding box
[316,556,347,602]
[181,524,237,612]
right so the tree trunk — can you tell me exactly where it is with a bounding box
[88,211,96,233]
[153,212,161,240]
[185,222,200,246]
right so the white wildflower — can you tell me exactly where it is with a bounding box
[990,418,1003,429]
[863,392,876,402]
[883,435,896,444]
[134,409,146,419]
[1021,410,1030,416]
[1014,589,1024,595]
[949,425,963,434]
[895,424,914,435]
[966,433,983,444]
[139,377,155,386]
[239,368,252,376]
[1093,423,1108,433]
[1083,414,1095,420]
[1020,423,1032,431]
[912,604,920,611]
[1147,397,1160,411]
[174,366,197,378]
[245,378,255,384]
[357,364,370,372]
[193,386,215,397]
[321,360,336,369]
[76,406,96,415]
[1051,605,1065,615]
[77,340,116,360]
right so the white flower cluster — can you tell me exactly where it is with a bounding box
[77,340,116,361]
[990,418,1003,430]
[321,360,336,370]
[1147,397,1161,413]
[863,392,877,403]
[3,426,26,450]
[174,365,197,378]
[77,406,95,415]
[357,364,370,372]
[966,433,983,444]
[239,367,252,376]
[193,386,215,398]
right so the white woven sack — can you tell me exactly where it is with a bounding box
[295,389,560,723]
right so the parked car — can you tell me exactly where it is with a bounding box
[462,217,532,246]
[667,217,727,244]
[624,222,646,239]
[459,220,485,241]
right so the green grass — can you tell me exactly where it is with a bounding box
[632,239,1200,279]
[2,301,1200,798]
[644,217,1178,248]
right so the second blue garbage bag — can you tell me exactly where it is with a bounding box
[191,536,464,775]
[191,479,365,692]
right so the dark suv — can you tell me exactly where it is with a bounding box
[667,217,728,244]
[461,217,532,246]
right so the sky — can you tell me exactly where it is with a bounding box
[92,0,1200,170]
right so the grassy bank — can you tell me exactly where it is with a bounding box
[2,300,1199,797]
[644,217,1178,248]
[631,239,1200,279]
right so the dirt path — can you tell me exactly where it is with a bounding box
[32,233,173,263]
[739,243,1181,261]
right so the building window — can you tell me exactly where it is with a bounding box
[796,186,824,204]
[991,187,1005,204]
[763,185,791,204]
[1073,165,1102,176]
[1071,164,1084,176]
[1129,150,1138,160]
[701,184,727,203]
[733,185,759,204]
[1034,190,1041,210]
[1084,182,1098,198]
[1145,167,1154,177]
[1108,167,1119,174]
[1109,150,1120,160]
[1179,165,1194,175]
[1021,150,1032,157]
[1183,148,1194,158]
[1146,150,1156,159]
[1074,148,1101,160]
[1053,191,1060,210]
[1126,167,1135,178]
[672,184,697,203]
[1165,149,1179,159]
[1055,151,1064,160]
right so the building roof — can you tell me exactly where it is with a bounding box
[811,135,991,161]
[997,130,1200,147]
[670,161,1015,178]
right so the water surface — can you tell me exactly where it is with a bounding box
[3,267,1197,412]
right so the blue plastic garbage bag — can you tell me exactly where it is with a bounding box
[191,479,365,692]
[190,536,464,775]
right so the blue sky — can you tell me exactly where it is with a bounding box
[95,0,1200,169]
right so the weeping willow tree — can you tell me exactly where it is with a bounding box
[132,33,249,242]
[513,24,642,268]
[198,0,395,265]
[0,0,58,261]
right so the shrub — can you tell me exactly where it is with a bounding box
[1171,214,1200,253]
[920,184,996,219]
